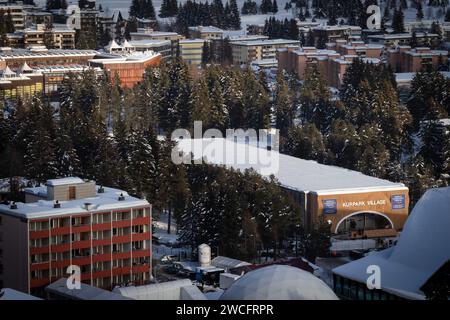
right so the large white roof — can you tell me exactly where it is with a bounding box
[45,278,131,300]
[175,138,406,194]
[333,187,450,299]
[0,185,149,219]
[220,265,338,300]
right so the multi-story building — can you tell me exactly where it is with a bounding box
[0,177,152,296]
[0,47,98,69]
[0,64,43,100]
[105,39,172,61]
[23,24,76,49]
[130,28,185,57]
[367,32,440,48]
[188,26,224,41]
[312,25,362,45]
[0,4,25,30]
[231,39,301,65]
[277,41,383,88]
[23,11,53,27]
[178,39,205,66]
[128,40,172,60]
[387,46,449,72]
[89,51,162,88]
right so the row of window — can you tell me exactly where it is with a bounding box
[29,209,148,231]
[31,257,150,279]
[333,274,403,300]
[31,240,150,263]
[29,225,149,247]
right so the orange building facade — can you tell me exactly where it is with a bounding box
[89,52,162,88]
[0,178,152,296]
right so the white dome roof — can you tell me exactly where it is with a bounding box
[219,265,338,300]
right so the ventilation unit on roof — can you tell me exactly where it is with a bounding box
[10,202,17,209]
[54,200,61,208]
[118,193,125,201]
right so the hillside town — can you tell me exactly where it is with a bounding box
[0,0,449,304]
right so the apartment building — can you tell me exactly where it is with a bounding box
[231,39,300,65]
[367,32,440,48]
[277,41,383,88]
[189,26,224,41]
[0,177,152,296]
[23,24,76,49]
[332,40,383,58]
[24,11,53,27]
[0,4,25,30]
[387,46,449,72]
[312,25,362,44]
[130,28,185,57]
[178,39,205,66]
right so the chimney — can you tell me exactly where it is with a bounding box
[98,186,105,193]
[10,201,17,209]
[118,193,125,201]
[54,200,61,208]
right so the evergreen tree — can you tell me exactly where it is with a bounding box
[392,7,405,33]
[229,0,241,29]
[285,124,326,162]
[274,72,296,138]
[416,1,424,19]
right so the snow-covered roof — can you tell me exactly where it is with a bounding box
[47,177,84,186]
[231,39,300,46]
[122,39,134,49]
[17,62,33,73]
[45,278,131,300]
[1,66,15,77]
[212,256,251,270]
[113,279,205,300]
[0,185,149,219]
[189,25,224,33]
[333,187,450,299]
[0,288,42,300]
[175,138,405,194]
[220,265,338,300]
[105,39,121,51]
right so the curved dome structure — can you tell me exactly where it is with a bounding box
[333,187,450,299]
[219,265,338,300]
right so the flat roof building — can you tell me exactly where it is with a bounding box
[189,26,224,41]
[387,46,449,73]
[231,39,301,65]
[176,138,409,237]
[89,51,162,88]
[0,177,152,297]
[178,39,205,66]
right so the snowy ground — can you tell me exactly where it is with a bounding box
[152,212,192,259]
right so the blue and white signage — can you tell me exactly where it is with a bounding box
[391,194,406,210]
[322,199,337,214]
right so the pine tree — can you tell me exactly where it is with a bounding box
[392,7,405,33]
[416,1,424,19]
[23,98,58,184]
[419,99,450,177]
[272,0,278,13]
[285,124,326,161]
[274,72,296,138]
[229,0,241,30]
